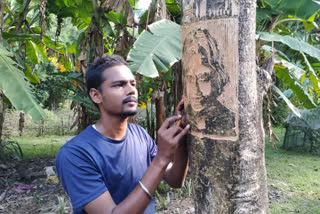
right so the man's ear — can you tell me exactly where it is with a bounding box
[89,88,102,105]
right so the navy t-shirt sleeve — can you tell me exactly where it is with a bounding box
[56,147,107,214]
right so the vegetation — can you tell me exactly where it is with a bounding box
[13,135,72,159]
[0,0,320,212]
[266,128,320,214]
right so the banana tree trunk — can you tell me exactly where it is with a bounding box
[181,0,268,213]
[0,92,4,141]
[155,90,165,132]
[0,0,4,36]
[19,112,25,137]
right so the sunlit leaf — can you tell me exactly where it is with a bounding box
[257,32,320,61]
[0,46,45,121]
[273,86,301,118]
[128,20,181,78]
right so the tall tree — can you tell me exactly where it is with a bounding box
[181,0,269,213]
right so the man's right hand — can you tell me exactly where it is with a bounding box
[156,115,190,165]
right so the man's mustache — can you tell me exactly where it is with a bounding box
[123,96,137,104]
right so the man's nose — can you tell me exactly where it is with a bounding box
[127,84,137,96]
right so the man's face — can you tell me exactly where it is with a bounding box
[98,65,138,118]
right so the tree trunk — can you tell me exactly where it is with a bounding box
[0,91,5,142]
[154,90,165,133]
[181,0,268,213]
[0,0,5,42]
[76,0,104,133]
[19,112,25,137]
[173,61,183,107]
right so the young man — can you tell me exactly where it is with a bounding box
[56,55,190,214]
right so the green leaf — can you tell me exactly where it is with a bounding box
[257,32,320,61]
[274,57,305,80]
[66,42,76,54]
[128,20,181,78]
[60,56,73,70]
[303,21,316,32]
[166,0,181,16]
[273,86,301,118]
[257,8,272,23]
[43,36,66,54]
[0,46,45,121]
[34,40,48,60]
[105,10,127,25]
[26,40,40,64]
[274,59,317,108]
[24,63,41,84]
[263,0,320,20]
[102,19,115,37]
[301,52,320,89]
[2,33,40,42]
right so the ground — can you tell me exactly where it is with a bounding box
[0,157,195,214]
[0,158,72,214]
[0,158,283,214]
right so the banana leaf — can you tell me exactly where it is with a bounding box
[128,19,181,78]
[0,46,45,121]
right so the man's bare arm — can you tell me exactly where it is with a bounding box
[163,99,189,188]
[163,140,189,188]
[84,116,190,214]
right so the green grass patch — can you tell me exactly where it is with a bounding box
[266,127,320,214]
[11,135,73,159]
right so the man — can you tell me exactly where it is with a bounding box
[56,55,190,214]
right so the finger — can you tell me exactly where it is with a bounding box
[168,125,182,137]
[174,124,190,141]
[176,99,184,115]
[161,115,182,129]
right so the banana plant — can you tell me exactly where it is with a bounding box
[257,0,320,110]
[0,46,45,121]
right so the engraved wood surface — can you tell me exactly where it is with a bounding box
[182,19,239,141]
[182,0,239,23]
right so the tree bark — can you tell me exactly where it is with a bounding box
[181,0,268,213]
[154,90,165,132]
[0,91,5,142]
[0,0,5,42]
[19,112,25,137]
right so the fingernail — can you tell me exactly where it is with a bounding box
[186,124,190,128]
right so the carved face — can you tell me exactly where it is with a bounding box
[183,29,229,112]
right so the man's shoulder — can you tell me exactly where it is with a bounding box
[127,123,149,137]
[57,126,97,158]
[65,125,96,145]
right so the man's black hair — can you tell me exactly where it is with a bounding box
[85,54,128,108]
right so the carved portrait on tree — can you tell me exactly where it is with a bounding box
[183,28,237,137]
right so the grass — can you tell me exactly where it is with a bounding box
[11,135,73,159]
[266,127,320,214]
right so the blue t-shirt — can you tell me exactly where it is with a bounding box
[55,124,158,214]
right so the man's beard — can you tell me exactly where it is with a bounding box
[120,110,137,118]
[121,96,138,118]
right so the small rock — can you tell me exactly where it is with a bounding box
[44,166,56,177]
[46,176,60,184]
[0,164,8,170]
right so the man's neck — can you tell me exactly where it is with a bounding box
[95,115,128,140]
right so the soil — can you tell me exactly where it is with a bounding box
[0,158,195,214]
[0,158,72,214]
[0,158,281,214]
